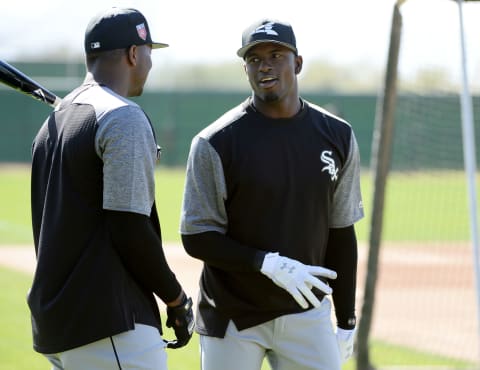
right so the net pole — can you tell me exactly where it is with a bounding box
[456,0,480,360]
[356,2,403,369]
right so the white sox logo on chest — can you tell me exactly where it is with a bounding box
[320,150,338,181]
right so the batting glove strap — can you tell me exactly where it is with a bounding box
[336,327,355,364]
[260,252,337,309]
[164,295,195,349]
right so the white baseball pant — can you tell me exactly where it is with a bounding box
[200,298,341,370]
[44,323,168,370]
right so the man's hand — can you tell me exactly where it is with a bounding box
[260,252,337,309]
[164,295,195,349]
[336,327,355,363]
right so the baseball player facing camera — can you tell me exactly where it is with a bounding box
[29,8,194,370]
[181,19,364,370]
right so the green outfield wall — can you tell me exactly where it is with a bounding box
[1,88,479,168]
[0,90,376,166]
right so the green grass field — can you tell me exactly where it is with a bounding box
[0,165,477,369]
[0,165,476,245]
[0,266,472,370]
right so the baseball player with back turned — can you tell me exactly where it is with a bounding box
[29,8,194,370]
[180,19,364,370]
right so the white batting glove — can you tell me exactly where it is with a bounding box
[260,252,337,309]
[336,327,355,364]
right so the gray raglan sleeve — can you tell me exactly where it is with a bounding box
[95,106,157,216]
[330,131,364,228]
[180,135,229,235]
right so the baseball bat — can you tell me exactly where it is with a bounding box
[0,60,62,108]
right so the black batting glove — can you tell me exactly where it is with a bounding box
[164,295,195,349]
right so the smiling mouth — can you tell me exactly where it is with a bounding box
[258,76,278,88]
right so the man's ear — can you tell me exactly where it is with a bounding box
[126,45,137,66]
[295,55,303,75]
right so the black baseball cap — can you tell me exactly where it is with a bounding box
[84,7,168,54]
[237,19,297,58]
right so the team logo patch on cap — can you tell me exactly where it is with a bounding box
[136,23,147,40]
[251,22,279,36]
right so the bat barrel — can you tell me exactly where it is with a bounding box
[0,60,62,108]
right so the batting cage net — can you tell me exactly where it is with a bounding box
[358,0,480,368]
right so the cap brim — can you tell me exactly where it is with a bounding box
[152,42,169,49]
[237,40,297,58]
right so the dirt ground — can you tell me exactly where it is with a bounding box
[0,242,478,365]
[357,242,479,364]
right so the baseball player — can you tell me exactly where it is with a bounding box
[180,19,364,370]
[28,8,193,369]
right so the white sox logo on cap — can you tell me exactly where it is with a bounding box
[237,19,297,58]
[251,22,279,36]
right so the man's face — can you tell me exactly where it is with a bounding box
[243,43,301,103]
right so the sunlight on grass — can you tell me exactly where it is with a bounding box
[0,265,475,369]
[1,165,478,245]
